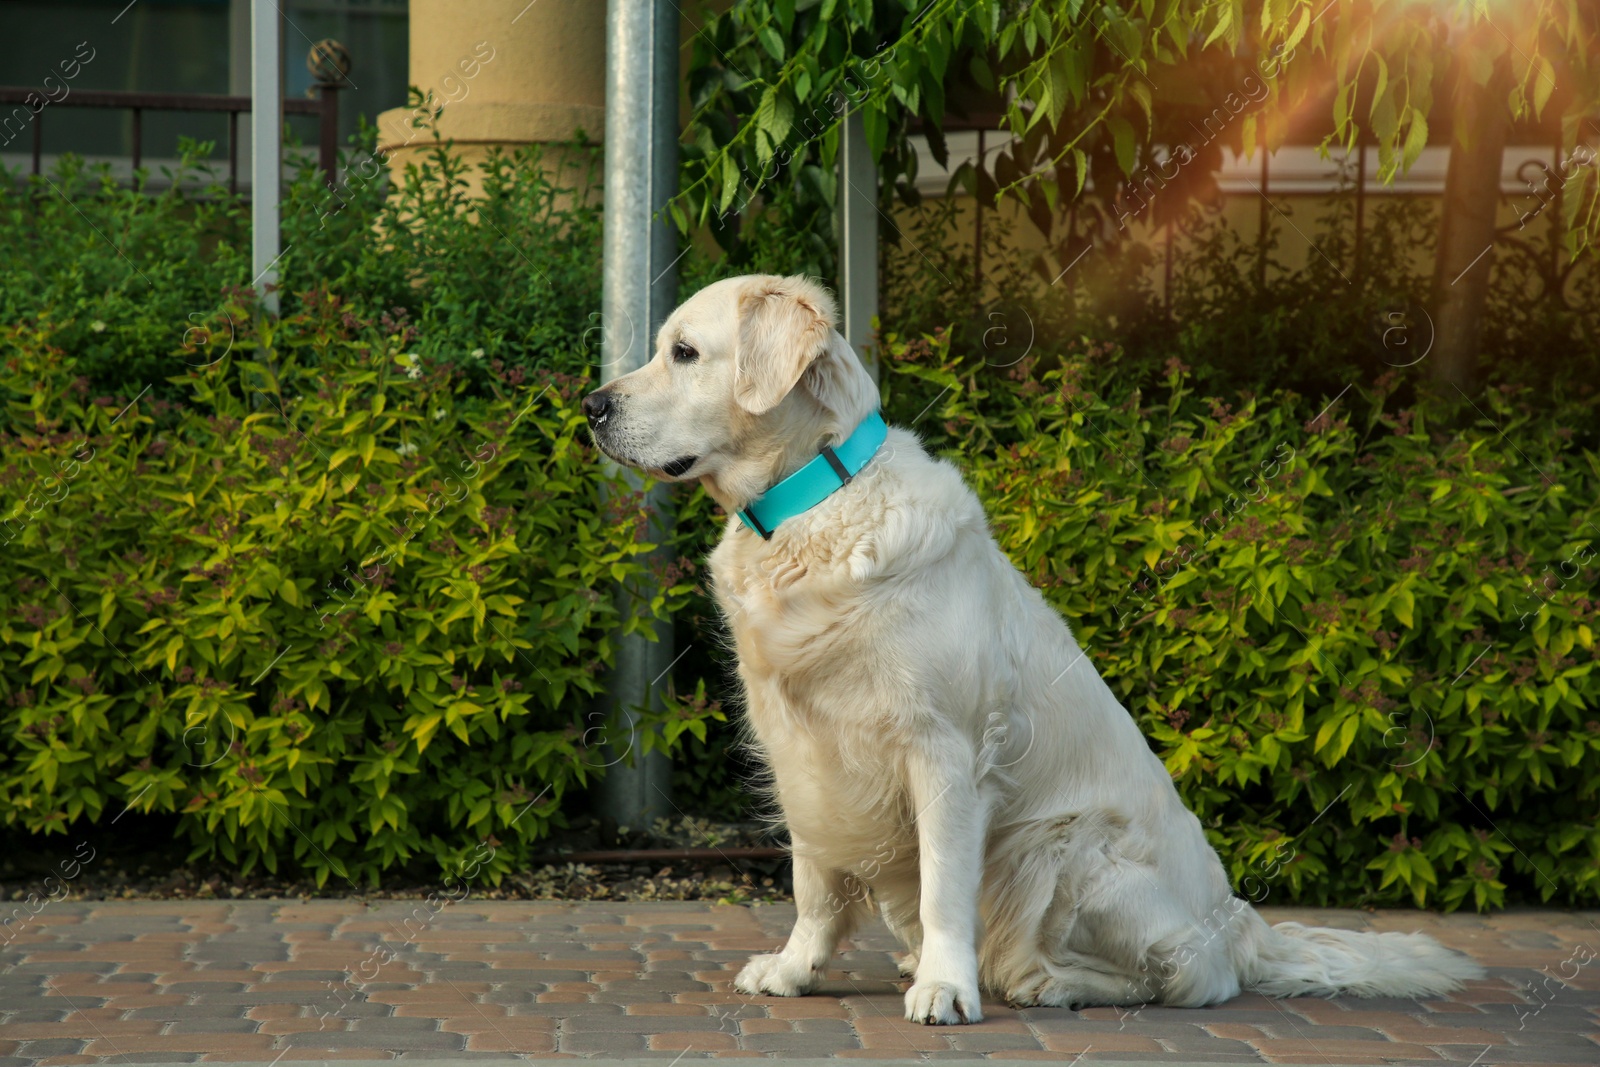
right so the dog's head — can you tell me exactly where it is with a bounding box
[583,274,878,509]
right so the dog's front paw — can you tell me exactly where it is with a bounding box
[904,978,983,1025]
[735,953,820,997]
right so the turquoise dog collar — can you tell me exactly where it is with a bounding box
[737,411,888,539]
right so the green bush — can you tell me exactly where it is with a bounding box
[0,124,605,400]
[7,126,1598,908]
[0,296,712,887]
[884,330,1600,909]
[0,147,252,400]
[281,121,606,377]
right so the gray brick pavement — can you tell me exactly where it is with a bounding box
[0,902,1593,1064]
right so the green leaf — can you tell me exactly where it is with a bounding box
[1203,4,1233,49]
[1532,57,1555,115]
[1393,589,1415,628]
[719,155,741,212]
[1107,116,1138,176]
[758,25,785,61]
[756,86,794,146]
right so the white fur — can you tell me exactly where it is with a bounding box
[587,274,1484,1025]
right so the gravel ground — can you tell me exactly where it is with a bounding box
[0,816,794,904]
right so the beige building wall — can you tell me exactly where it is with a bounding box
[377,0,607,191]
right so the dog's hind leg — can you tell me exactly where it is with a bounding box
[879,897,923,976]
[995,860,1154,1009]
[1005,953,1154,1008]
[736,848,867,997]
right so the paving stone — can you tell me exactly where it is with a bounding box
[280,1031,465,1050]
[1467,1046,1600,1064]
[0,901,1596,1063]
[601,977,713,992]
[14,1042,85,1057]
[556,1031,648,1053]
[0,1009,70,1023]
[1497,1032,1600,1050]
[945,1031,1044,1052]
[126,1005,252,1020]
[1356,996,1440,1013]
[1189,1008,1307,1026]
[1106,1004,1226,1021]
[1116,1021,1245,1041]
[508,1001,627,1017]
[1017,1013,1129,1033]
[391,1054,537,1061]
[1155,1035,1263,1057]
[564,1014,730,1033]
[338,1018,443,1035]
[793,1018,856,1033]
[163,1020,262,1034]
[606,990,679,1003]
[911,1054,995,1061]
[739,1034,864,1053]
[178,991,342,1006]
[1253,1023,1393,1041]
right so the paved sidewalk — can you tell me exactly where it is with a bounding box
[0,901,1595,1066]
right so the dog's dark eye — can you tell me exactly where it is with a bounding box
[672,341,698,364]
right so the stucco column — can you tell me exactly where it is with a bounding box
[377,0,606,182]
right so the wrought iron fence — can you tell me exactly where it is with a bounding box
[0,86,338,195]
[0,39,353,194]
[922,114,1597,313]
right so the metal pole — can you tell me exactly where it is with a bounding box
[1550,139,1562,291]
[1354,140,1367,282]
[598,0,679,828]
[1164,219,1173,313]
[839,111,879,380]
[1257,149,1268,290]
[251,0,281,315]
[973,129,985,308]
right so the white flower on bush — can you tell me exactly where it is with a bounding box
[404,353,422,380]
[396,442,418,457]
[433,408,447,421]
[470,348,485,360]
[90,321,106,333]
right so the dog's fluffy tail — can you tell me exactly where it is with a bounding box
[1236,910,1484,999]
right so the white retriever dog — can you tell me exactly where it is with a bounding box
[583,274,1482,1025]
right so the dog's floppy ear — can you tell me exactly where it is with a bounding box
[733,276,838,415]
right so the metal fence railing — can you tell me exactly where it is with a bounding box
[0,41,353,194]
[917,113,1598,310]
[0,86,338,194]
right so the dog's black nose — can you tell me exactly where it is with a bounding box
[581,391,612,423]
